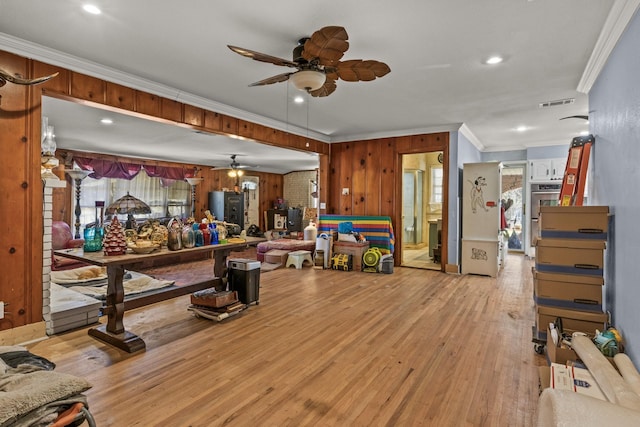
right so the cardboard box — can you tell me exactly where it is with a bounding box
[539,206,609,240]
[536,305,608,337]
[191,289,238,308]
[546,326,579,365]
[332,241,370,271]
[264,249,290,265]
[538,366,551,393]
[533,269,603,312]
[535,238,605,276]
[548,363,606,401]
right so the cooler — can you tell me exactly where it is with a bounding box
[227,258,261,305]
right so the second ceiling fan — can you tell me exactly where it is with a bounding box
[228,26,391,97]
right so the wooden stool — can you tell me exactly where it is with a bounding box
[285,250,313,269]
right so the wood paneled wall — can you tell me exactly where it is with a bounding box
[328,133,450,267]
[51,150,284,230]
[0,47,451,334]
[0,52,44,329]
[0,49,321,332]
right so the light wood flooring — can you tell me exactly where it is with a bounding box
[402,247,441,270]
[28,253,545,426]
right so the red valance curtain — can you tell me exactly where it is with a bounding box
[74,157,141,180]
[74,157,195,185]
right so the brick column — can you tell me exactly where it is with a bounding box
[42,178,66,333]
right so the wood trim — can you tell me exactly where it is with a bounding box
[0,322,47,346]
[393,133,449,271]
[445,263,460,274]
[57,149,203,171]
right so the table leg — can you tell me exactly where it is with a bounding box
[88,264,146,353]
[213,249,231,290]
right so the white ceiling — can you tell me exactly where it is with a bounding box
[0,1,632,174]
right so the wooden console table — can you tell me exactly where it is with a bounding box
[54,237,264,353]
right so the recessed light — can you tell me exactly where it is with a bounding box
[83,4,102,15]
[100,118,113,125]
[293,96,304,104]
[485,56,503,65]
[515,126,527,132]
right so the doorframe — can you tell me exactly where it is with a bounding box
[394,141,449,272]
[500,161,527,254]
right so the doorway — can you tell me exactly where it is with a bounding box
[401,152,443,270]
[501,162,526,253]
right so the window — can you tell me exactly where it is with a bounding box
[430,166,443,204]
[77,172,190,227]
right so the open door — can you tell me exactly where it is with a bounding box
[401,152,443,270]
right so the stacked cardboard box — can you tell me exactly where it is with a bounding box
[532,206,609,360]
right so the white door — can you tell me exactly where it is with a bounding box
[241,176,259,229]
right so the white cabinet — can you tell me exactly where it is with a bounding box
[461,239,499,277]
[462,161,503,277]
[530,158,566,182]
[551,157,566,181]
[530,159,552,182]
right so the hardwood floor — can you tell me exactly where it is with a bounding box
[28,254,545,426]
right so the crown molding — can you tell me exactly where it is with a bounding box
[577,0,640,93]
[331,123,463,143]
[459,123,485,151]
[0,32,330,143]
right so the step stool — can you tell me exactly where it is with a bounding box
[285,250,314,269]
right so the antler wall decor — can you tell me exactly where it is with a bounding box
[0,68,59,88]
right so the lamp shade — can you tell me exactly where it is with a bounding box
[105,192,151,215]
[185,177,204,186]
[290,70,326,91]
[65,168,91,181]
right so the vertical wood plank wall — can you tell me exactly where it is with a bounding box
[0,49,323,332]
[0,52,43,329]
[49,155,285,229]
[0,47,450,335]
[327,133,449,267]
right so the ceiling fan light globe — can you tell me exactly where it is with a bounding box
[290,70,326,92]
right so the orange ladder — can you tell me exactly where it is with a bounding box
[559,134,594,206]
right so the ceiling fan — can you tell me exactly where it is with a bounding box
[228,26,391,97]
[211,154,255,177]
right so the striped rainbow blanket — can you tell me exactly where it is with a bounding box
[317,215,395,254]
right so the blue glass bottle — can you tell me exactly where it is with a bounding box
[210,223,219,244]
[193,223,204,247]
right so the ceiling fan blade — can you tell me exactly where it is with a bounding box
[334,59,391,82]
[309,78,337,97]
[560,115,589,121]
[249,72,294,87]
[302,26,349,65]
[227,45,299,68]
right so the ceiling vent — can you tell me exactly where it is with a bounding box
[539,98,575,108]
